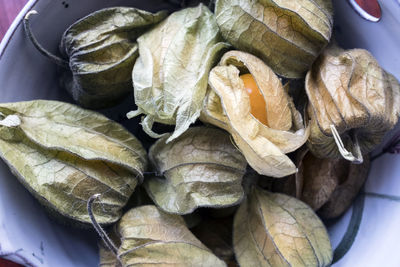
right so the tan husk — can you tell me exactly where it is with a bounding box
[274,148,370,218]
[99,229,121,267]
[191,216,236,266]
[215,0,333,78]
[201,50,310,177]
[318,156,370,219]
[0,100,147,225]
[233,187,332,266]
[306,46,400,161]
[99,205,226,267]
[145,127,247,214]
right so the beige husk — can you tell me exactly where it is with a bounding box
[98,205,226,267]
[201,51,310,177]
[274,149,370,218]
[306,46,400,161]
[233,188,332,266]
[215,0,333,78]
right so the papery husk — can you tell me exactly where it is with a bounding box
[99,244,121,267]
[192,216,237,266]
[100,205,226,267]
[28,7,167,109]
[99,228,121,267]
[0,100,147,225]
[201,51,310,177]
[306,46,400,161]
[318,156,370,219]
[215,0,333,78]
[233,187,332,267]
[144,126,247,214]
[130,4,229,142]
[274,148,370,218]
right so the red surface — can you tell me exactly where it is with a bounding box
[0,0,28,41]
[0,258,23,267]
[0,0,27,265]
[355,0,382,18]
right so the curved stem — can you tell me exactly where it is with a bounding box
[332,189,365,263]
[330,124,363,164]
[87,194,119,256]
[23,10,69,68]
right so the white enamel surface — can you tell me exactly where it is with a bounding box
[0,1,173,266]
[330,1,400,267]
[0,0,399,266]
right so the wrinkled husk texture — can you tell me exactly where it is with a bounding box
[0,100,147,225]
[233,188,332,266]
[306,46,400,159]
[201,50,310,177]
[99,205,226,267]
[130,4,229,142]
[274,149,370,219]
[145,126,247,214]
[60,7,167,108]
[215,0,333,78]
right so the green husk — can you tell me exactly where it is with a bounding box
[99,205,227,267]
[145,127,247,214]
[0,100,147,225]
[129,4,229,142]
[25,7,167,108]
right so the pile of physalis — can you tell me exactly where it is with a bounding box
[1,0,397,266]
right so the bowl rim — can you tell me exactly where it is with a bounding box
[0,0,38,59]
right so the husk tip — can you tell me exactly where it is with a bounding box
[25,10,38,20]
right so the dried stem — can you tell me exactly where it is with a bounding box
[87,194,119,256]
[23,10,69,68]
[330,125,363,164]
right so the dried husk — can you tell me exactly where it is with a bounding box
[201,51,310,177]
[318,156,370,219]
[99,244,121,267]
[46,7,167,108]
[144,126,247,214]
[306,46,400,161]
[273,149,370,218]
[0,100,147,225]
[233,187,332,267]
[192,216,237,266]
[99,205,226,267]
[214,0,333,78]
[99,229,122,267]
[129,4,229,142]
[299,152,342,210]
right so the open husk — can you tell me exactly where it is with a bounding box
[201,51,310,177]
[306,46,400,162]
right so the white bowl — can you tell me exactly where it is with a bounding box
[0,1,399,266]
